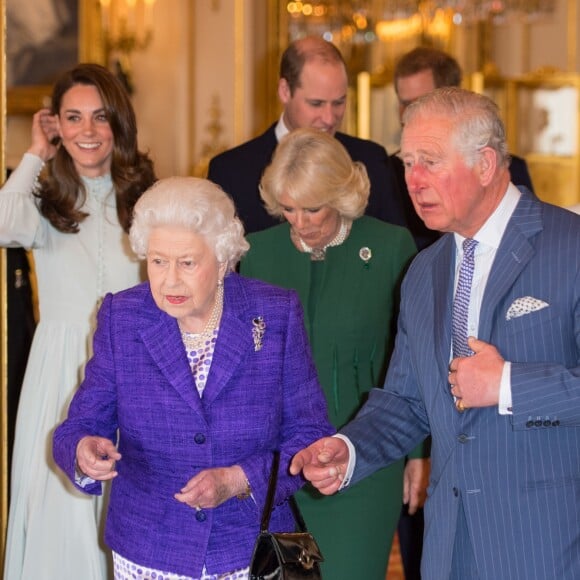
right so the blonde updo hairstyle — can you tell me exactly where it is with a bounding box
[259,128,370,220]
[130,176,249,273]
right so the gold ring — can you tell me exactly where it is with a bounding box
[456,400,466,413]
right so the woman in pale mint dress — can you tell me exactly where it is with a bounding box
[1,63,156,580]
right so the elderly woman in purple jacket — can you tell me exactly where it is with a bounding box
[53,176,333,580]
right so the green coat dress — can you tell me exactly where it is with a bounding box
[241,216,417,580]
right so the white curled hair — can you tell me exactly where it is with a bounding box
[129,176,249,272]
[403,87,510,169]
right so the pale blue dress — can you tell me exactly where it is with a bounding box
[1,153,143,580]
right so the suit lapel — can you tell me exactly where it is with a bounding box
[478,192,542,341]
[432,235,455,382]
[138,304,203,415]
[201,311,254,406]
[259,124,279,165]
[201,274,254,406]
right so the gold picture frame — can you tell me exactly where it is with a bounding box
[6,0,104,115]
[0,0,6,566]
[0,0,105,567]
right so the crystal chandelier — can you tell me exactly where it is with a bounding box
[286,1,558,48]
[378,0,557,24]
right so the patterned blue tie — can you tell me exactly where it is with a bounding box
[452,238,478,358]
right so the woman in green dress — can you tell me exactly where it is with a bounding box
[240,128,424,579]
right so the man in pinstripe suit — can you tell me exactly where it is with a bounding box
[291,87,580,579]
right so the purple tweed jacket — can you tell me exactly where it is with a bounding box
[53,272,333,578]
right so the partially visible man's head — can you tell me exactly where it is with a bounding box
[394,47,462,120]
[278,36,348,135]
[400,87,510,238]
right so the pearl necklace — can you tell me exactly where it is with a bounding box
[298,217,349,261]
[180,282,224,351]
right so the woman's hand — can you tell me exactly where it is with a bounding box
[175,465,249,510]
[27,108,59,162]
[76,436,121,481]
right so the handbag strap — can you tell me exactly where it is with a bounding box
[260,451,308,534]
[260,452,280,532]
[289,495,307,532]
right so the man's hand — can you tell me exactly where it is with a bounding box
[290,437,349,495]
[448,337,504,408]
[403,458,430,514]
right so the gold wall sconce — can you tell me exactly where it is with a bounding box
[98,0,156,92]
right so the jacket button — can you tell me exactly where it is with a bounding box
[195,510,207,522]
[458,434,468,444]
[543,420,552,427]
[525,420,534,428]
[194,433,206,444]
[452,487,459,497]
[534,420,543,427]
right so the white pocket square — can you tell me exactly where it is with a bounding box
[506,296,549,321]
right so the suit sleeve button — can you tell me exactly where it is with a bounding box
[194,433,206,444]
[552,420,560,427]
[525,420,534,428]
[534,420,543,427]
[543,420,552,427]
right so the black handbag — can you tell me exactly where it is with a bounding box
[249,452,323,579]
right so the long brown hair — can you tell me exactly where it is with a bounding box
[35,63,156,233]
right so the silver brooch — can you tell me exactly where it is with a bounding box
[359,247,372,269]
[252,317,266,351]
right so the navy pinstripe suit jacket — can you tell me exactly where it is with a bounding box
[342,189,580,579]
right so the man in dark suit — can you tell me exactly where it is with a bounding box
[208,36,406,234]
[291,87,580,580]
[392,46,535,251]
